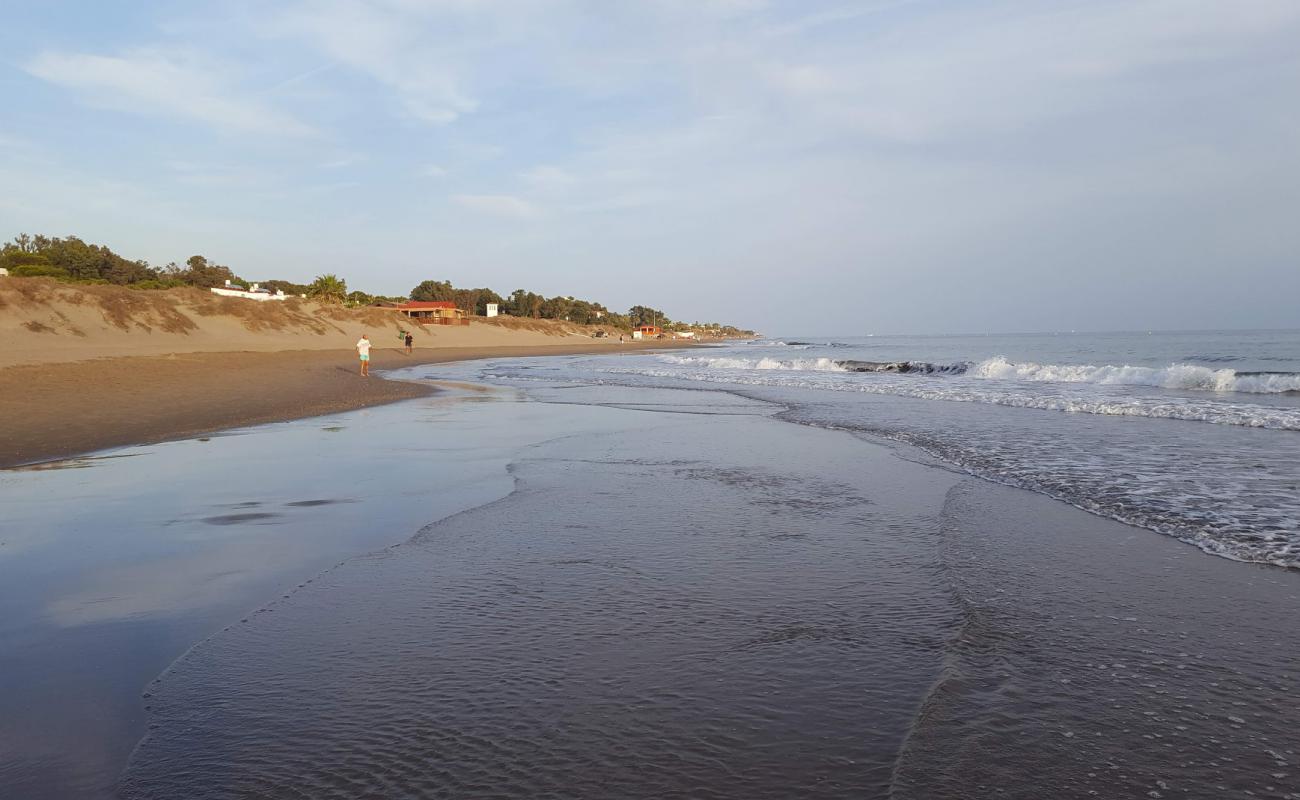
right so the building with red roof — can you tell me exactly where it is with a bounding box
[394,301,469,325]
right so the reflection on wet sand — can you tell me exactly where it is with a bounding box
[0,383,585,799]
[5,453,146,472]
[121,401,960,799]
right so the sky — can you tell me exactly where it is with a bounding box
[1,0,1297,335]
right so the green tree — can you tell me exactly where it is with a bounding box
[628,305,667,328]
[539,295,573,320]
[262,279,310,297]
[1,233,160,284]
[0,250,53,271]
[308,274,348,304]
[179,255,238,288]
[462,287,503,316]
[410,280,455,302]
[505,289,544,318]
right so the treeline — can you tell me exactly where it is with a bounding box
[409,280,629,326]
[1,233,753,335]
[0,234,317,295]
[405,279,754,335]
[407,279,749,335]
[0,234,404,305]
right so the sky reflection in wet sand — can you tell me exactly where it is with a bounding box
[0,382,609,799]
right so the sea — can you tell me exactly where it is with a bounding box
[5,329,1300,799]
[481,329,1300,568]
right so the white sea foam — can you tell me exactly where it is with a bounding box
[658,355,846,372]
[971,357,1300,394]
[625,364,1300,430]
[475,352,1300,568]
[665,353,1300,393]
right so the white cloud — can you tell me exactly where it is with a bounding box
[268,0,478,125]
[24,49,317,137]
[422,164,448,178]
[453,194,538,219]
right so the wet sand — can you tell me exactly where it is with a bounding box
[6,363,1299,799]
[115,378,1300,799]
[0,342,688,468]
[2,382,621,798]
[119,385,960,799]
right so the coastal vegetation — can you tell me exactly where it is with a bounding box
[1,233,753,336]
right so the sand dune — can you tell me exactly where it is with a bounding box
[0,278,688,466]
[0,278,613,368]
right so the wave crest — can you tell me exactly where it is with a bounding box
[658,355,847,372]
[971,357,1300,394]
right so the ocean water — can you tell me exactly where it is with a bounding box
[116,366,1300,799]
[8,333,1300,799]
[474,330,1300,567]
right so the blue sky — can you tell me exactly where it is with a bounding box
[1,1,1298,334]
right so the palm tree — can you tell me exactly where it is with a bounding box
[307,274,347,304]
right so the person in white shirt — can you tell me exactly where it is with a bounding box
[356,334,372,377]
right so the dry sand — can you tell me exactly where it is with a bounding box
[0,278,700,466]
[0,278,627,368]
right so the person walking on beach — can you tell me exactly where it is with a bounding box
[404,331,414,354]
[356,334,372,377]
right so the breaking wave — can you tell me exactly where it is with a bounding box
[626,367,1300,430]
[661,354,1300,394]
[970,357,1300,394]
[658,355,847,372]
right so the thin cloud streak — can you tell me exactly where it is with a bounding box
[25,49,318,137]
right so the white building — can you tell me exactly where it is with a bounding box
[485,303,499,317]
[210,280,288,301]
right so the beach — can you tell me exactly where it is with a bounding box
[6,2,1294,795]
[0,342,685,468]
[0,275,702,467]
[4,351,1298,799]
[3,329,1299,799]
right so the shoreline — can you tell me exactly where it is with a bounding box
[5,351,1299,799]
[0,340,695,468]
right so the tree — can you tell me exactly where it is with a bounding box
[628,305,667,328]
[410,280,455,302]
[1,233,160,284]
[0,250,53,271]
[262,279,310,297]
[179,255,238,288]
[308,274,348,304]
[539,295,573,320]
[505,289,544,318]
[451,286,504,315]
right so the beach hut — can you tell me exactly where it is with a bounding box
[637,325,662,338]
[395,301,470,325]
